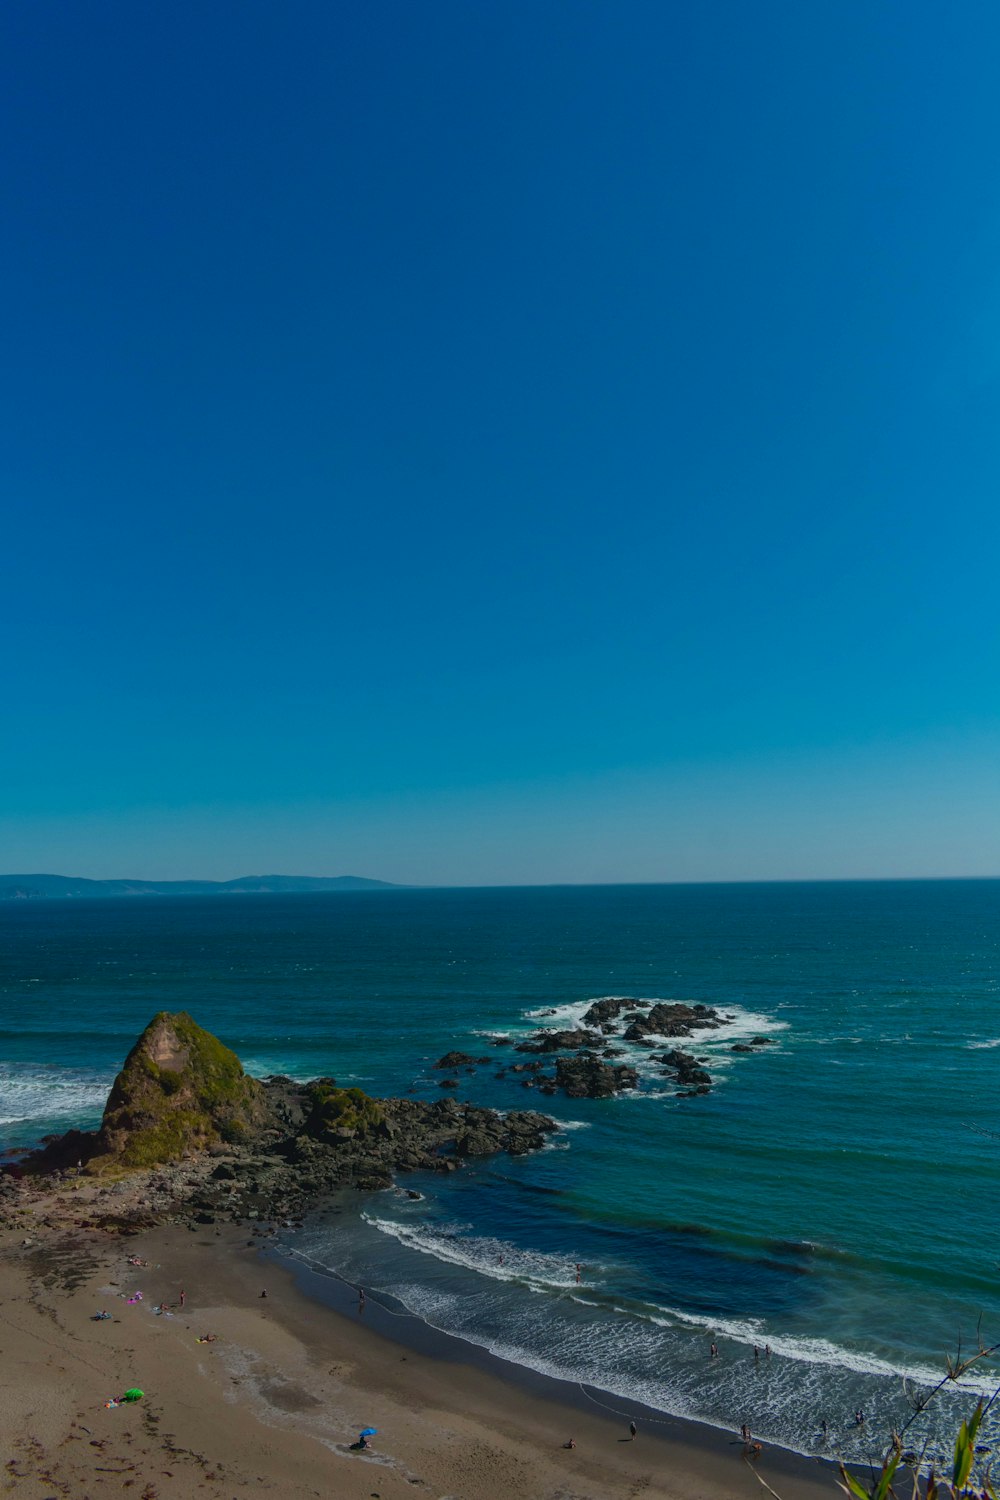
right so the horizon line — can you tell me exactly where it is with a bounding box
[4,871,1000,890]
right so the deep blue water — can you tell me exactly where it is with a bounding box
[2,881,999,1461]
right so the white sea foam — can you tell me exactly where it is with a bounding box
[618,1088,677,1101]
[967,1038,1000,1049]
[635,1303,997,1392]
[0,1064,112,1126]
[360,1271,998,1464]
[240,1058,317,1081]
[523,998,594,1028]
[362,1215,582,1289]
[359,1213,997,1398]
[527,995,785,1043]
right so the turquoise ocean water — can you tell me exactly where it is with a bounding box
[2,881,998,1462]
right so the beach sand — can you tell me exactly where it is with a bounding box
[0,1202,841,1500]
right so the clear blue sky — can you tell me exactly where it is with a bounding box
[3,1,998,884]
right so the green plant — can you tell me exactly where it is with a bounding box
[304,1079,383,1137]
[745,1334,999,1500]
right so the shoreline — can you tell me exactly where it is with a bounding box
[270,1229,847,1486]
[0,1208,843,1500]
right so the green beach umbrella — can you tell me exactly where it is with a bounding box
[123,1389,144,1402]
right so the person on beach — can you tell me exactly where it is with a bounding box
[358,1287,366,1310]
[764,1344,771,1359]
[575,1263,582,1284]
[629,1421,637,1441]
[260,1289,268,1298]
[179,1288,185,1308]
[753,1345,760,1362]
[563,1438,576,1449]
[855,1409,865,1426]
[710,1341,718,1358]
[741,1423,751,1444]
[820,1419,828,1440]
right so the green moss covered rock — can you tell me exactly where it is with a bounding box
[303,1078,384,1141]
[98,1012,273,1167]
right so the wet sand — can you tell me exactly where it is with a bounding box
[0,1213,842,1499]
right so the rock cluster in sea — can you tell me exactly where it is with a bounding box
[454,995,766,1099]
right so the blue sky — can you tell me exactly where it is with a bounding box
[3,1,998,884]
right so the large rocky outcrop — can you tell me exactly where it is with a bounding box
[98,1012,275,1167]
[15,1015,558,1227]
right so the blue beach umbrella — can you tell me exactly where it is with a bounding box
[360,1428,377,1437]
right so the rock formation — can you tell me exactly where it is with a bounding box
[622,1001,722,1042]
[580,997,650,1027]
[98,1012,274,1167]
[434,1051,477,1069]
[553,1054,638,1098]
[514,1028,602,1054]
[655,1048,712,1090]
[13,1014,558,1231]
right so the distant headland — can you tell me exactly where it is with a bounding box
[0,873,400,900]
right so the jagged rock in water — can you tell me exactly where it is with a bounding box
[657,1048,713,1088]
[515,1028,602,1054]
[434,1051,478,1069]
[554,1054,638,1098]
[581,997,650,1027]
[623,1001,721,1042]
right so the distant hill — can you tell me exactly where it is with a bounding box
[0,873,400,900]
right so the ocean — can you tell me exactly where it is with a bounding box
[2,880,998,1463]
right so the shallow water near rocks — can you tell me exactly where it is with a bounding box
[2,879,999,1463]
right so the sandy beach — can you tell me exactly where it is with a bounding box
[0,1180,843,1500]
